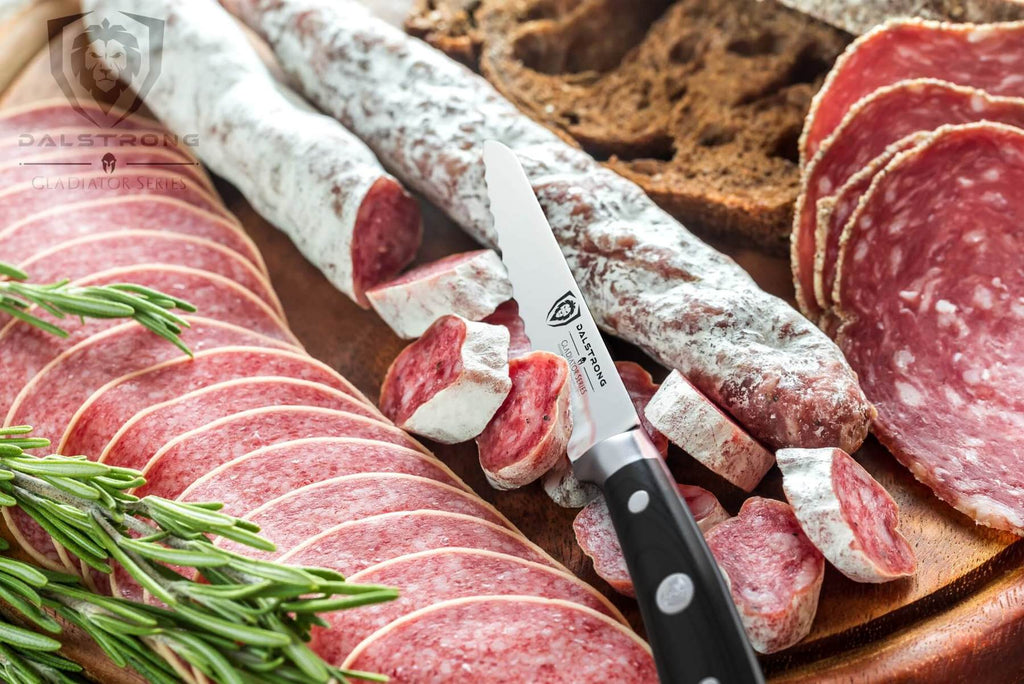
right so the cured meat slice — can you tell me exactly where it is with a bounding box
[705,497,825,654]
[777,447,917,582]
[615,360,669,458]
[0,196,263,271]
[573,484,729,597]
[1,148,212,191]
[0,171,231,227]
[178,437,466,515]
[802,20,1024,164]
[834,122,1024,533]
[0,99,162,135]
[101,378,383,471]
[341,596,656,681]
[482,299,531,359]
[134,407,426,499]
[18,231,282,316]
[218,474,515,560]
[645,371,774,492]
[794,80,1024,319]
[279,510,556,575]
[366,250,512,338]
[0,128,195,162]
[379,315,510,444]
[315,549,624,664]
[82,0,421,306]
[224,0,875,455]
[3,319,292,570]
[59,346,369,458]
[475,351,571,490]
[0,265,293,419]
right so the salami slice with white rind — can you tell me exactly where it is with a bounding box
[379,315,510,444]
[476,351,571,490]
[574,484,729,597]
[101,378,383,471]
[341,596,656,681]
[178,438,465,515]
[705,497,825,654]
[134,407,425,500]
[316,549,624,664]
[367,250,512,339]
[777,448,916,582]
[615,361,669,458]
[835,122,1024,533]
[218,474,515,560]
[645,370,774,492]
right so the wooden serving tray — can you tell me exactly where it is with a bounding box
[3,8,1024,682]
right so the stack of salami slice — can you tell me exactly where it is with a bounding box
[0,101,655,677]
[793,19,1024,534]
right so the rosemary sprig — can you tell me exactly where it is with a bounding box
[0,261,195,355]
[0,427,396,683]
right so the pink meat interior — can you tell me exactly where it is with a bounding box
[352,178,422,305]
[380,316,466,425]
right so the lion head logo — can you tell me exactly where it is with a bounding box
[70,19,141,110]
[546,292,582,327]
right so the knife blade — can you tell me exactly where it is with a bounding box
[483,140,764,684]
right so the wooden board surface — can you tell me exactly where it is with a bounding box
[3,9,1024,683]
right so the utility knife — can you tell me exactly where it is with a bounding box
[482,140,764,684]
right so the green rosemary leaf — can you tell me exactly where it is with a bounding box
[0,262,28,280]
[0,622,63,652]
[281,589,399,614]
[119,538,230,568]
[0,557,49,588]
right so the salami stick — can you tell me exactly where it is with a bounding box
[225,0,874,452]
[82,0,421,306]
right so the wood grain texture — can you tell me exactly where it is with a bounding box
[3,19,1024,682]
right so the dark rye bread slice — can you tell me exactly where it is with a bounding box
[775,0,1024,35]
[406,0,849,254]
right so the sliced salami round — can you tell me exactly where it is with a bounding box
[803,19,1024,164]
[835,122,1024,533]
[0,265,293,419]
[705,497,825,654]
[379,315,510,444]
[794,80,1024,319]
[0,99,163,135]
[482,299,531,359]
[475,351,571,490]
[278,510,557,575]
[366,250,512,339]
[0,196,263,271]
[615,360,668,458]
[342,596,656,681]
[0,128,194,163]
[315,549,624,664]
[777,447,916,583]
[1,148,212,191]
[18,231,282,316]
[101,378,383,471]
[218,474,515,560]
[60,346,370,458]
[645,370,774,492]
[134,407,426,499]
[178,437,466,515]
[573,484,729,597]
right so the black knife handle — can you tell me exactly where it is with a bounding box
[587,430,764,684]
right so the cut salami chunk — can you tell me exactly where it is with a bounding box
[219,474,515,560]
[101,378,383,471]
[367,250,512,338]
[0,196,263,271]
[18,231,282,316]
[0,99,162,135]
[0,171,231,227]
[315,549,624,664]
[777,448,916,582]
[178,438,465,515]
[134,407,426,500]
[279,510,557,575]
[0,265,293,419]
[379,315,510,444]
[1,148,211,191]
[794,80,1024,319]
[476,351,571,490]
[645,371,774,492]
[483,299,531,358]
[0,128,194,162]
[705,497,825,654]
[803,20,1024,164]
[835,122,1024,533]
[573,485,729,597]
[342,596,656,681]
[60,347,369,459]
[615,361,668,458]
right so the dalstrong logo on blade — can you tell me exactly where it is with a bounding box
[547,291,582,327]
